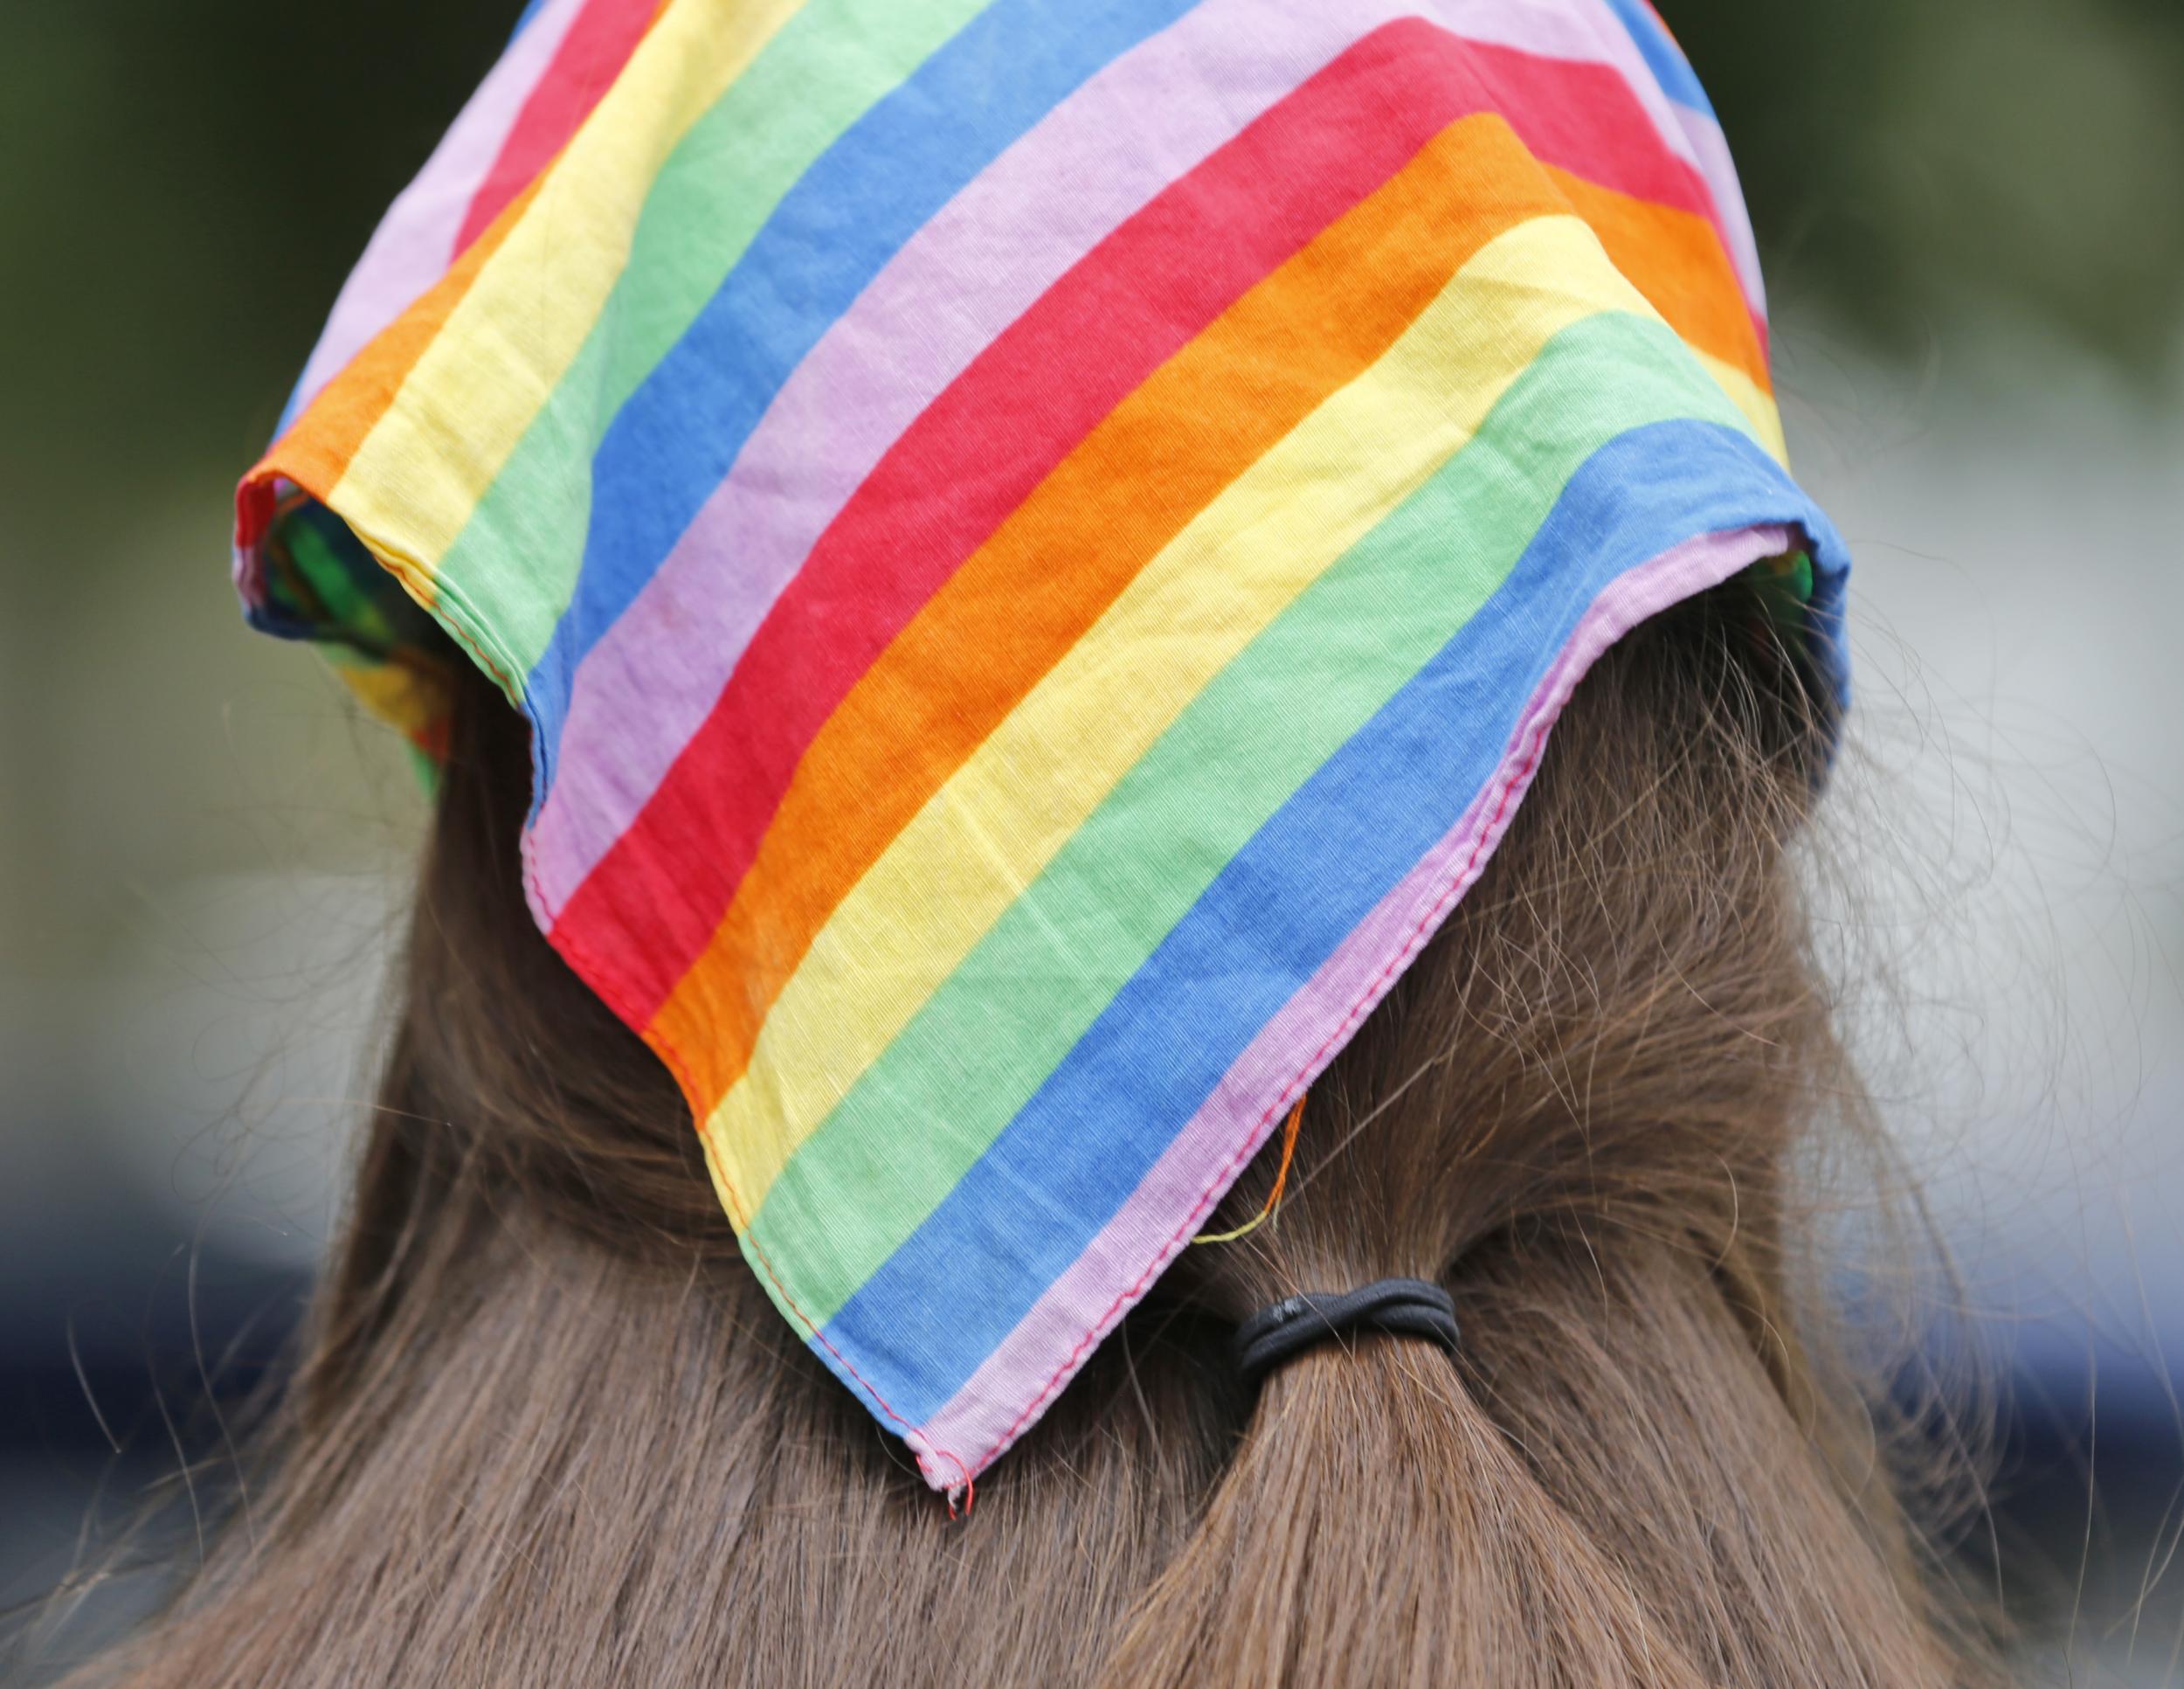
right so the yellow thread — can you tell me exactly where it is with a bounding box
[1193,1093,1306,1245]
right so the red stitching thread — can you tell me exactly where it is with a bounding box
[243,487,966,1480]
[516,703,1547,1496]
[358,496,1776,1494]
[942,528,1789,1473]
[964,719,1552,1473]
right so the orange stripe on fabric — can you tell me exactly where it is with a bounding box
[647,114,1562,1112]
[254,175,546,513]
[1546,165,1770,393]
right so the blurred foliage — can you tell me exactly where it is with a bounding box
[0,0,2177,963]
[1669,0,2184,370]
[0,3,513,959]
[0,1,511,559]
[0,0,2178,545]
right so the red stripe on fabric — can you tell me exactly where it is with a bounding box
[551,21,1736,1020]
[454,0,663,253]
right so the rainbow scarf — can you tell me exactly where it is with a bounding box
[236,0,1847,1493]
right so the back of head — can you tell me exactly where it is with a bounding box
[66,589,2007,1687]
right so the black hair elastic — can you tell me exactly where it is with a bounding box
[1231,1277,1460,1382]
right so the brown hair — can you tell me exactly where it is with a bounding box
[58,588,2011,1686]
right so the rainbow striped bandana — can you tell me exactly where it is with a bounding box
[235,0,1848,1493]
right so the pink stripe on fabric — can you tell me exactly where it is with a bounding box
[1675,105,1767,338]
[454,0,664,253]
[902,523,1800,1489]
[523,0,1739,918]
[286,0,591,421]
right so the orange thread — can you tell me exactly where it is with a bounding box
[1192,1092,1306,1244]
[973,696,1558,1474]
[529,524,1751,1493]
[531,633,1555,1496]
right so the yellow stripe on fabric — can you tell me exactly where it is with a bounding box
[325,0,807,593]
[328,654,429,722]
[701,212,1697,1211]
[1695,350,1785,462]
[647,110,1555,1114]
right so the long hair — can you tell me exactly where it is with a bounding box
[63,586,2010,1686]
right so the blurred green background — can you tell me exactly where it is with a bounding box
[4,0,2181,974]
[2,2,2181,1680]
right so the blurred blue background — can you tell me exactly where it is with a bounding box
[1,1,2180,1679]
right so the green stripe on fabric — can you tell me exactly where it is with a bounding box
[747,309,1757,1319]
[434,0,992,675]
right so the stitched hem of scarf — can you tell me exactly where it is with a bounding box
[907,521,1809,1483]
[515,820,977,1499]
[249,496,1812,1498]
[234,470,978,1495]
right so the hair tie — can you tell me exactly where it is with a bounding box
[1231,1277,1461,1382]
[231,0,1841,1494]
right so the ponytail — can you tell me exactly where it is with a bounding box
[1107,592,1987,1686]
[59,590,2007,1688]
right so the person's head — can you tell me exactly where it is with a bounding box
[61,585,2008,1687]
[55,7,2020,1680]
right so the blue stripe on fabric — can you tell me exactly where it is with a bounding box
[509,0,553,40]
[521,0,1205,786]
[814,420,1845,1425]
[1600,0,1714,117]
